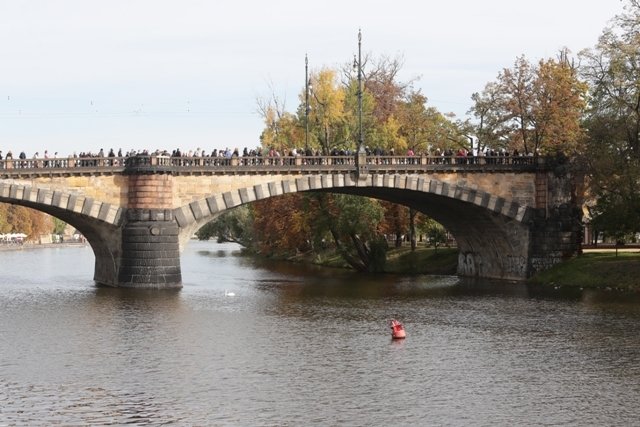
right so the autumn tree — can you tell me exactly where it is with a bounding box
[0,203,53,240]
[469,54,587,155]
[303,68,347,154]
[251,51,459,269]
[0,204,10,234]
[258,83,302,153]
[378,201,409,248]
[251,194,313,256]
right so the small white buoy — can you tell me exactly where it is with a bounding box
[224,290,236,297]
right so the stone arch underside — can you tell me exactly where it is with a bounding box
[0,182,124,286]
[173,174,536,280]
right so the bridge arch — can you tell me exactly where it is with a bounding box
[0,182,124,285]
[172,173,536,280]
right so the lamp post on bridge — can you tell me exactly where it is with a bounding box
[354,29,367,176]
[305,54,310,152]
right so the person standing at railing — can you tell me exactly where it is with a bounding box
[434,148,441,164]
[107,148,115,166]
[467,149,475,165]
[477,148,485,165]
[242,147,253,166]
[512,149,520,165]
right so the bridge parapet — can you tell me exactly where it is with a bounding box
[0,154,545,179]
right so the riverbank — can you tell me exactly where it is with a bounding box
[294,245,640,292]
[528,251,640,292]
[288,245,459,275]
[0,242,88,251]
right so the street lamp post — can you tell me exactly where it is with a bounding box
[305,54,310,152]
[356,29,364,154]
[354,29,367,176]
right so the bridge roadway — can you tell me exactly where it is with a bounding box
[0,153,582,288]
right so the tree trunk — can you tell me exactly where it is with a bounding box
[395,232,402,248]
[349,233,371,271]
[409,208,417,251]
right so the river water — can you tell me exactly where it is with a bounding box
[1,241,639,426]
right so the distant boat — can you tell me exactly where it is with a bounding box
[389,319,406,339]
[224,290,236,297]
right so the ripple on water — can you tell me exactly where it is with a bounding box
[1,242,640,425]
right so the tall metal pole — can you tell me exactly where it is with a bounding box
[357,29,364,154]
[305,54,309,152]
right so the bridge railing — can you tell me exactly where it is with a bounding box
[0,157,128,169]
[0,153,542,174]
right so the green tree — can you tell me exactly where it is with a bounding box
[422,218,448,252]
[196,206,253,246]
[52,217,67,235]
[580,0,640,237]
[311,193,387,272]
[468,82,511,152]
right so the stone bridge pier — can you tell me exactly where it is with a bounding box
[114,173,182,288]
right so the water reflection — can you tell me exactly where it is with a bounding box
[0,241,639,425]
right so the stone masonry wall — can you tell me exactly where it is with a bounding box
[127,174,173,209]
[2,170,540,213]
[6,175,127,206]
[170,171,539,211]
[528,170,583,276]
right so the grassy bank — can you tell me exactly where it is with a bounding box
[528,252,640,291]
[289,245,640,292]
[299,245,458,275]
[384,246,458,274]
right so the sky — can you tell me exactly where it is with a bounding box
[0,0,625,157]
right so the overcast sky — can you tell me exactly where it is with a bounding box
[0,0,624,157]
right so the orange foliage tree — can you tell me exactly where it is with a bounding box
[250,194,313,257]
[0,203,53,240]
[469,53,587,155]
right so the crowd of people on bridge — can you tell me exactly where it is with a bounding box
[0,144,537,170]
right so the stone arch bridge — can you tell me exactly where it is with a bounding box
[0,153,582,288]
